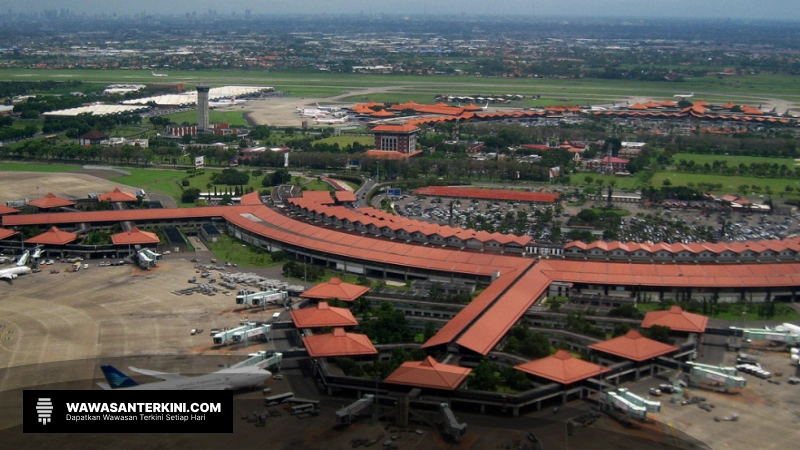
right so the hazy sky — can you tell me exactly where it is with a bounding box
[6,0,800,21]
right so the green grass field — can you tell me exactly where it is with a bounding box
[652,172,800,195]
[672,153,796,167]
[164,110,250,127]
[204,234,280,268]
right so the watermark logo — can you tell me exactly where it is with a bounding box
[36,398,53,425]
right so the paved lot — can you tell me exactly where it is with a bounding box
[0,171,142,205]
[1,247,799,448]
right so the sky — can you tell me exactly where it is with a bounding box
[5,0,800,21]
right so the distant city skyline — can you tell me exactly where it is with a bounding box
[4,0,800,21]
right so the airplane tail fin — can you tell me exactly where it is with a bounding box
[100,365,140,389]
[16,250,30,267]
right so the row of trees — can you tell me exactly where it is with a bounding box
[675,159,800,179]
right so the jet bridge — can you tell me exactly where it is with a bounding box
[235,289,288,308]
[212,323,271,345]
[335,395,375,426]
[729,326,800,345]
[439,403,467,440]
[686,362,746,390]
[230,351,283,371]
[603,388,660,420]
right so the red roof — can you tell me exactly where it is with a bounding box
[514,350,610,384]
[24,226,77,245]
[334,191,357,203]
[239,191,263,206]
[0,205,20,215]
[300,277,371,302]
[370,123,420,133]
[588,330,678,362]
[370,109,396,117]
[301,190,335,205]
[462,103,484,112]
[111,227,160,245]
[302,328,377,358]
[415,187,560,203]
[0,228,18,241]
[27,193,76,209]
[641,306,708,333]
[384,356,472,391]
[98,188,137,202]
[290,301,359,328]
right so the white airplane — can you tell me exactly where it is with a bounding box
[97,364,272,391]
[297,107,326,117]
[673,92,694,98]
[315,115,348,124]
[209,97,247,109]
[0,250,32,282]
[775,323,800,336]
[481,102,490,111]
[151,71,168,77]
[315,102,341,112]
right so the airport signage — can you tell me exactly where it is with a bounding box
[23,390,233,433]
[195,156,205,169]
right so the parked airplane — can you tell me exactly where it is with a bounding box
[481,102,490,111]
[673,92,695,98]
[297,107,326,117]
[97,364,272,390]
[151,71,168,77]
[776,323,800,336]
[0,250,32,282]
[315,102,341,112]
[315,115,348,124]
[209,97,247,109]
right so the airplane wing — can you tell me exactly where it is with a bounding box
[96,382,112,390]
[127,366,188,381]
[0,273,14,281]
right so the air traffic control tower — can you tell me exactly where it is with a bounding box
[196,85,210,132]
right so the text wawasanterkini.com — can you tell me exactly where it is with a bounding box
[65,402,220,422]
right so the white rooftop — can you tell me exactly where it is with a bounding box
[43,104,150,117]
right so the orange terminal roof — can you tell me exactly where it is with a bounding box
[98,188,137,202]
[27,193,76,209]
[301,191,335,205]
[455,264,550,355]
[369,109,396,117]
[24,226,77,245]
[0,228,18,240]
[290,301,359,328]
[111,227,160,245]
[302,328,377,358]
[588,330,678,362]
[299,277,371,302]
[384,356,472,391]
[334,191,357,203]
[0,205,20,215]
[641,306,708,333]
[415,186,559,203]
[515,350,610,384]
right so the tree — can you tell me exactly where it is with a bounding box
[611,323,632,337]
[644,325,672,344]
[181,187,201,203]
[471,358,500,391]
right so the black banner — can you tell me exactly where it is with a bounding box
[23,390,233,433]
